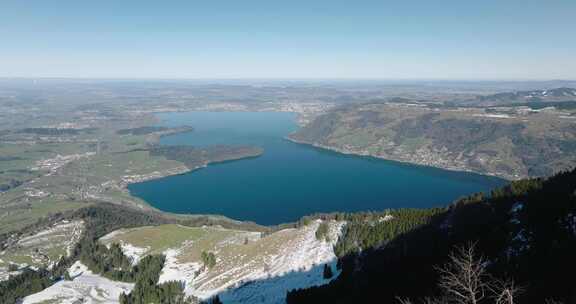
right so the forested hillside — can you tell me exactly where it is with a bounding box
[150,145,263,169]
[288,168,576,303]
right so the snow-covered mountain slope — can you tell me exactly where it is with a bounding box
[99,220,343,303]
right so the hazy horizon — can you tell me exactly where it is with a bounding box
[1,77,575,82]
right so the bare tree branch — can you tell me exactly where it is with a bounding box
[401,243,520,304]
[435,243,488,304]
[490,278,523,304]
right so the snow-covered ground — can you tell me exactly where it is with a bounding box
[23,220,344,304]
[22,261,134,304]
[216,255,339,303]
[158,220,343,303]
[121,243,150,265]
[218,262,337,304]
[101,241,150,266]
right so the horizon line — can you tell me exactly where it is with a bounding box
[1,76,575,83]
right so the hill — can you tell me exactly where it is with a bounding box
[289,102,576,179]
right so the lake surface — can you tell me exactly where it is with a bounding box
[128,112,505,225]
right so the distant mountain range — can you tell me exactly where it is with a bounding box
[459,87,576,106]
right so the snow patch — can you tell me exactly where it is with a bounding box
[560,213,576,236]
[472,114,512,119]
[509,202,523,226]
[158,248,203,293]
[510,202,524,214]
[505,202,532,258]
[378,214,394,223]
[505,228,532,259]
[121,243,149,266]
[22,261,134,304]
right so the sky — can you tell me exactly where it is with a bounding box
[1,0,575,80]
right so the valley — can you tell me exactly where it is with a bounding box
[0,80,575,303]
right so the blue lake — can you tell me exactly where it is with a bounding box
[128,111,506,225]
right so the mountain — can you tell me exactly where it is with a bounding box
[288,167,576,304]
[289,102,576,179]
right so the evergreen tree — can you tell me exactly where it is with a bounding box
[210,295,223,304]
[323,264,333,279]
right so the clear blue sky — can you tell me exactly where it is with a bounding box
[1,0,575,79]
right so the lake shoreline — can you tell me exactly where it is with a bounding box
[128,111,506,225]
[121,148,264,188]
[284,135,512,182]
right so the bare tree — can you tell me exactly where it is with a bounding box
[397,243,521,304]
[436,243,488,304]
